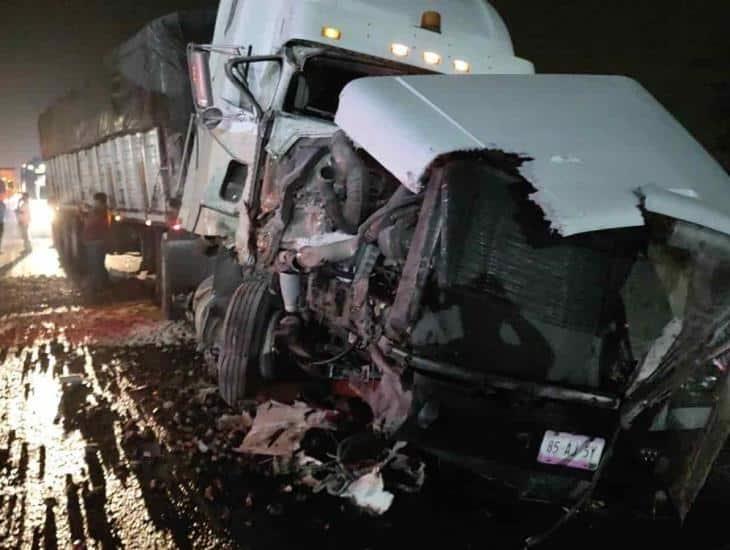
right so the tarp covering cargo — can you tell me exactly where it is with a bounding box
[38,10,216,159]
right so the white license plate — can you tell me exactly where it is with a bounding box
[537,431,605,471]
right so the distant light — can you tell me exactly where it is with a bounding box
[172,223,182,232]
[321,26,342,40]
[36,163,47,174]
[423,51,442,65]
[453,59,471,73]
[390,43,410,57]
[114,214,122,222]
[27,164,35,171]
[145,219,152,227]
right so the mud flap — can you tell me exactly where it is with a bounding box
[159,233,214,320]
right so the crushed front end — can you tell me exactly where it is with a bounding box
[378,157,730,520]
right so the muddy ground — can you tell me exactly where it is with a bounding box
[1,231,730,549]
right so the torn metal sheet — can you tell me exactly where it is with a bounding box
[350,347,413,434]
[234,400,337,457]
[335,74,730,236]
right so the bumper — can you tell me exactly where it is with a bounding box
[402,372,619,506]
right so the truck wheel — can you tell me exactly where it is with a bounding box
[68,221,85,275]
[141,228,160,274]
[217,276,280,406]
[56,218,70,266]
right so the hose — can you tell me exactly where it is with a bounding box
[359,190,424,243]
[316,165,355,234]
[331,131,370,232]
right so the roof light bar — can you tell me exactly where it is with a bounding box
[423,51,442,65]
[321,26,342,40]
[391,43,409,57]
[453,59,471,73]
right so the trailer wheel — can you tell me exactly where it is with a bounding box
[56,218,70,266]
[217,276,280,406]
[66,220,85,275]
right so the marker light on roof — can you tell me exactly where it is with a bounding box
[391,43,409,57]
[423,51,442,65]
[453,59,471,73]
[321,27,342,40]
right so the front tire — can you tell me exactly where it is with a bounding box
[217,275,280,406]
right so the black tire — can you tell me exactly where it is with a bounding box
[56,218,70,266]
[67,219,85,275]
[217,276,279,406]
[140,228,160,274]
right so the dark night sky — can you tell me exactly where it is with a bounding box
[0,0,218,169]
[0,0,728,171]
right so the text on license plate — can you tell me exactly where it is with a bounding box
[537,431,605,471]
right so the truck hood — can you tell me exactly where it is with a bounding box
[335,74,730,237]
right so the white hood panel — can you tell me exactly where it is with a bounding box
[335,74,730,236]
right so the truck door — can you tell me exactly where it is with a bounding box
[180,50,281,239]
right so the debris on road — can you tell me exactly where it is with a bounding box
[234,400,338,457]
[341,468,394,515]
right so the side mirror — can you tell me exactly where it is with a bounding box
[225,55,283,121]
[188,48,213,110]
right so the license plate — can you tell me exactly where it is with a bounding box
[537,431,605,471]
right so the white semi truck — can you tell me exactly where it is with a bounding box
[51,0,730,523]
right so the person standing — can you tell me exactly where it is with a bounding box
[15,193,31,252]
[82,192,111,292]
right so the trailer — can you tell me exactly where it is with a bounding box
[39,11,216,284]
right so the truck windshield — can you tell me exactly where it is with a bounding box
[284,53,428,120]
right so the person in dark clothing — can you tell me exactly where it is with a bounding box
[83,193,111,292]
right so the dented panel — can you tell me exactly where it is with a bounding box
[335,74,730,236]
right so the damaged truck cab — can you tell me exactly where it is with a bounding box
[178,0,730,523]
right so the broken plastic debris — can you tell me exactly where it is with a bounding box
[341,468,394,515]
[234,401,337,457]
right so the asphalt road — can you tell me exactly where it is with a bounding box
[1,215,730,549]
